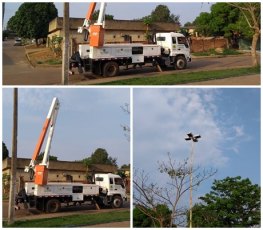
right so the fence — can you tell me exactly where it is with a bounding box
[190,37,229,53]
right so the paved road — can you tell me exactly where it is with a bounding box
[3,40,61,85]
[2,40,260,85]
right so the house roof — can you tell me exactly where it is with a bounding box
[49,17,180,33]
[3,158,117,174]
[2,157,87,172]
[88,164,117,173]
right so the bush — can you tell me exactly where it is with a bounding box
[50,35,63,57]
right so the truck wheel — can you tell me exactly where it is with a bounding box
[46,199,61,213]
[111,195,123,208]
[175,56,187,70]
[103,61,119,77]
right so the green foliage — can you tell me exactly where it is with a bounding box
[2,142,9,160]
[50,35,63,57]
[7,3,57,40]
[133,204,172,227]
[133,206,153,227]
[2,173,10,199]
[3,210,129,227]
[194,3,252,38]
[140,4,180,25]
[184,21,194,27]
[83,148,117,167]
[92,10,114,20]
[193,48,241,56]
[99,67,260,85]
[37,152,58,161]
[120,164,130,169]
[191,176,260,227]
[193,12,212,36]
[150,5,180,24]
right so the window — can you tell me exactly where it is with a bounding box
[156,37,165,41]
[177,37,189,48]
[115,178,125,188]
[172,37,177,44]
[110,178,114,184]
[95,177,104,182]
[72,186,83,193]
[132,47,143,55]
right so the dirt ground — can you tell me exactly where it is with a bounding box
[26,45,61,67]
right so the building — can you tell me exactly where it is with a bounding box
[2,157,118,195]
[48,17,180,54]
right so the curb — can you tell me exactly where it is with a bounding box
[191,52,251,59]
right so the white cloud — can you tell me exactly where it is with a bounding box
[134,88,229,172]
[233,125,245,137]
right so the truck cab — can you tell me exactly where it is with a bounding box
[95,173,127,207]
[156,32,191,69]
[95,173,126,197]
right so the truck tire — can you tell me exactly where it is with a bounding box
[46,199,61,213]
[103,61,119,77]
[111,195,123,208]
[175,56,187,70]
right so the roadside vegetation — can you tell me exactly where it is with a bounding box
[193,48,242,57]
[98,67,260,85]
[3,210,130,228]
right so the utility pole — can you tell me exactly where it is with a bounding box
[8,88,18,225]
[3,3,5,27]
[62,2,70,85]
[185,132,201,228]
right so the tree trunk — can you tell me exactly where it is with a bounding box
[251,30,259,67]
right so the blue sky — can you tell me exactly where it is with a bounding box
[2,88,130,167]
[133,88,260,200]
[3,1,212,28]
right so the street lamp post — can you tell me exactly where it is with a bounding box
[185,132,201,228]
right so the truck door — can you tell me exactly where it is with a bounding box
[173,37,190,50]
[109,177,125,193]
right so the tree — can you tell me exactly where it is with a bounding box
[7,3,57,45]
[133,204,172,227]
[193,12,212,36]
[37,152,58,161]
[140,4,180,24]
[228,3,260,66]
[133,153,217,227]
[133,205,153,227]
[150,4,180,24]
[184,22,194,27]
[83,148,117,167]
[92,10,114,20]
[2,142,9,160]
[193,3,260,66]
[191,176,260,227]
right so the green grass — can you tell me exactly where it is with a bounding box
[37,59,62,65]
[193,48,241,56]
[98,67,260,85]
[3,210,130,228]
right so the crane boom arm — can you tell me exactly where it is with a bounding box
[78,2,97,34]
[78,2,106,47]
[25,97,60,175]
[86,2,97,21]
